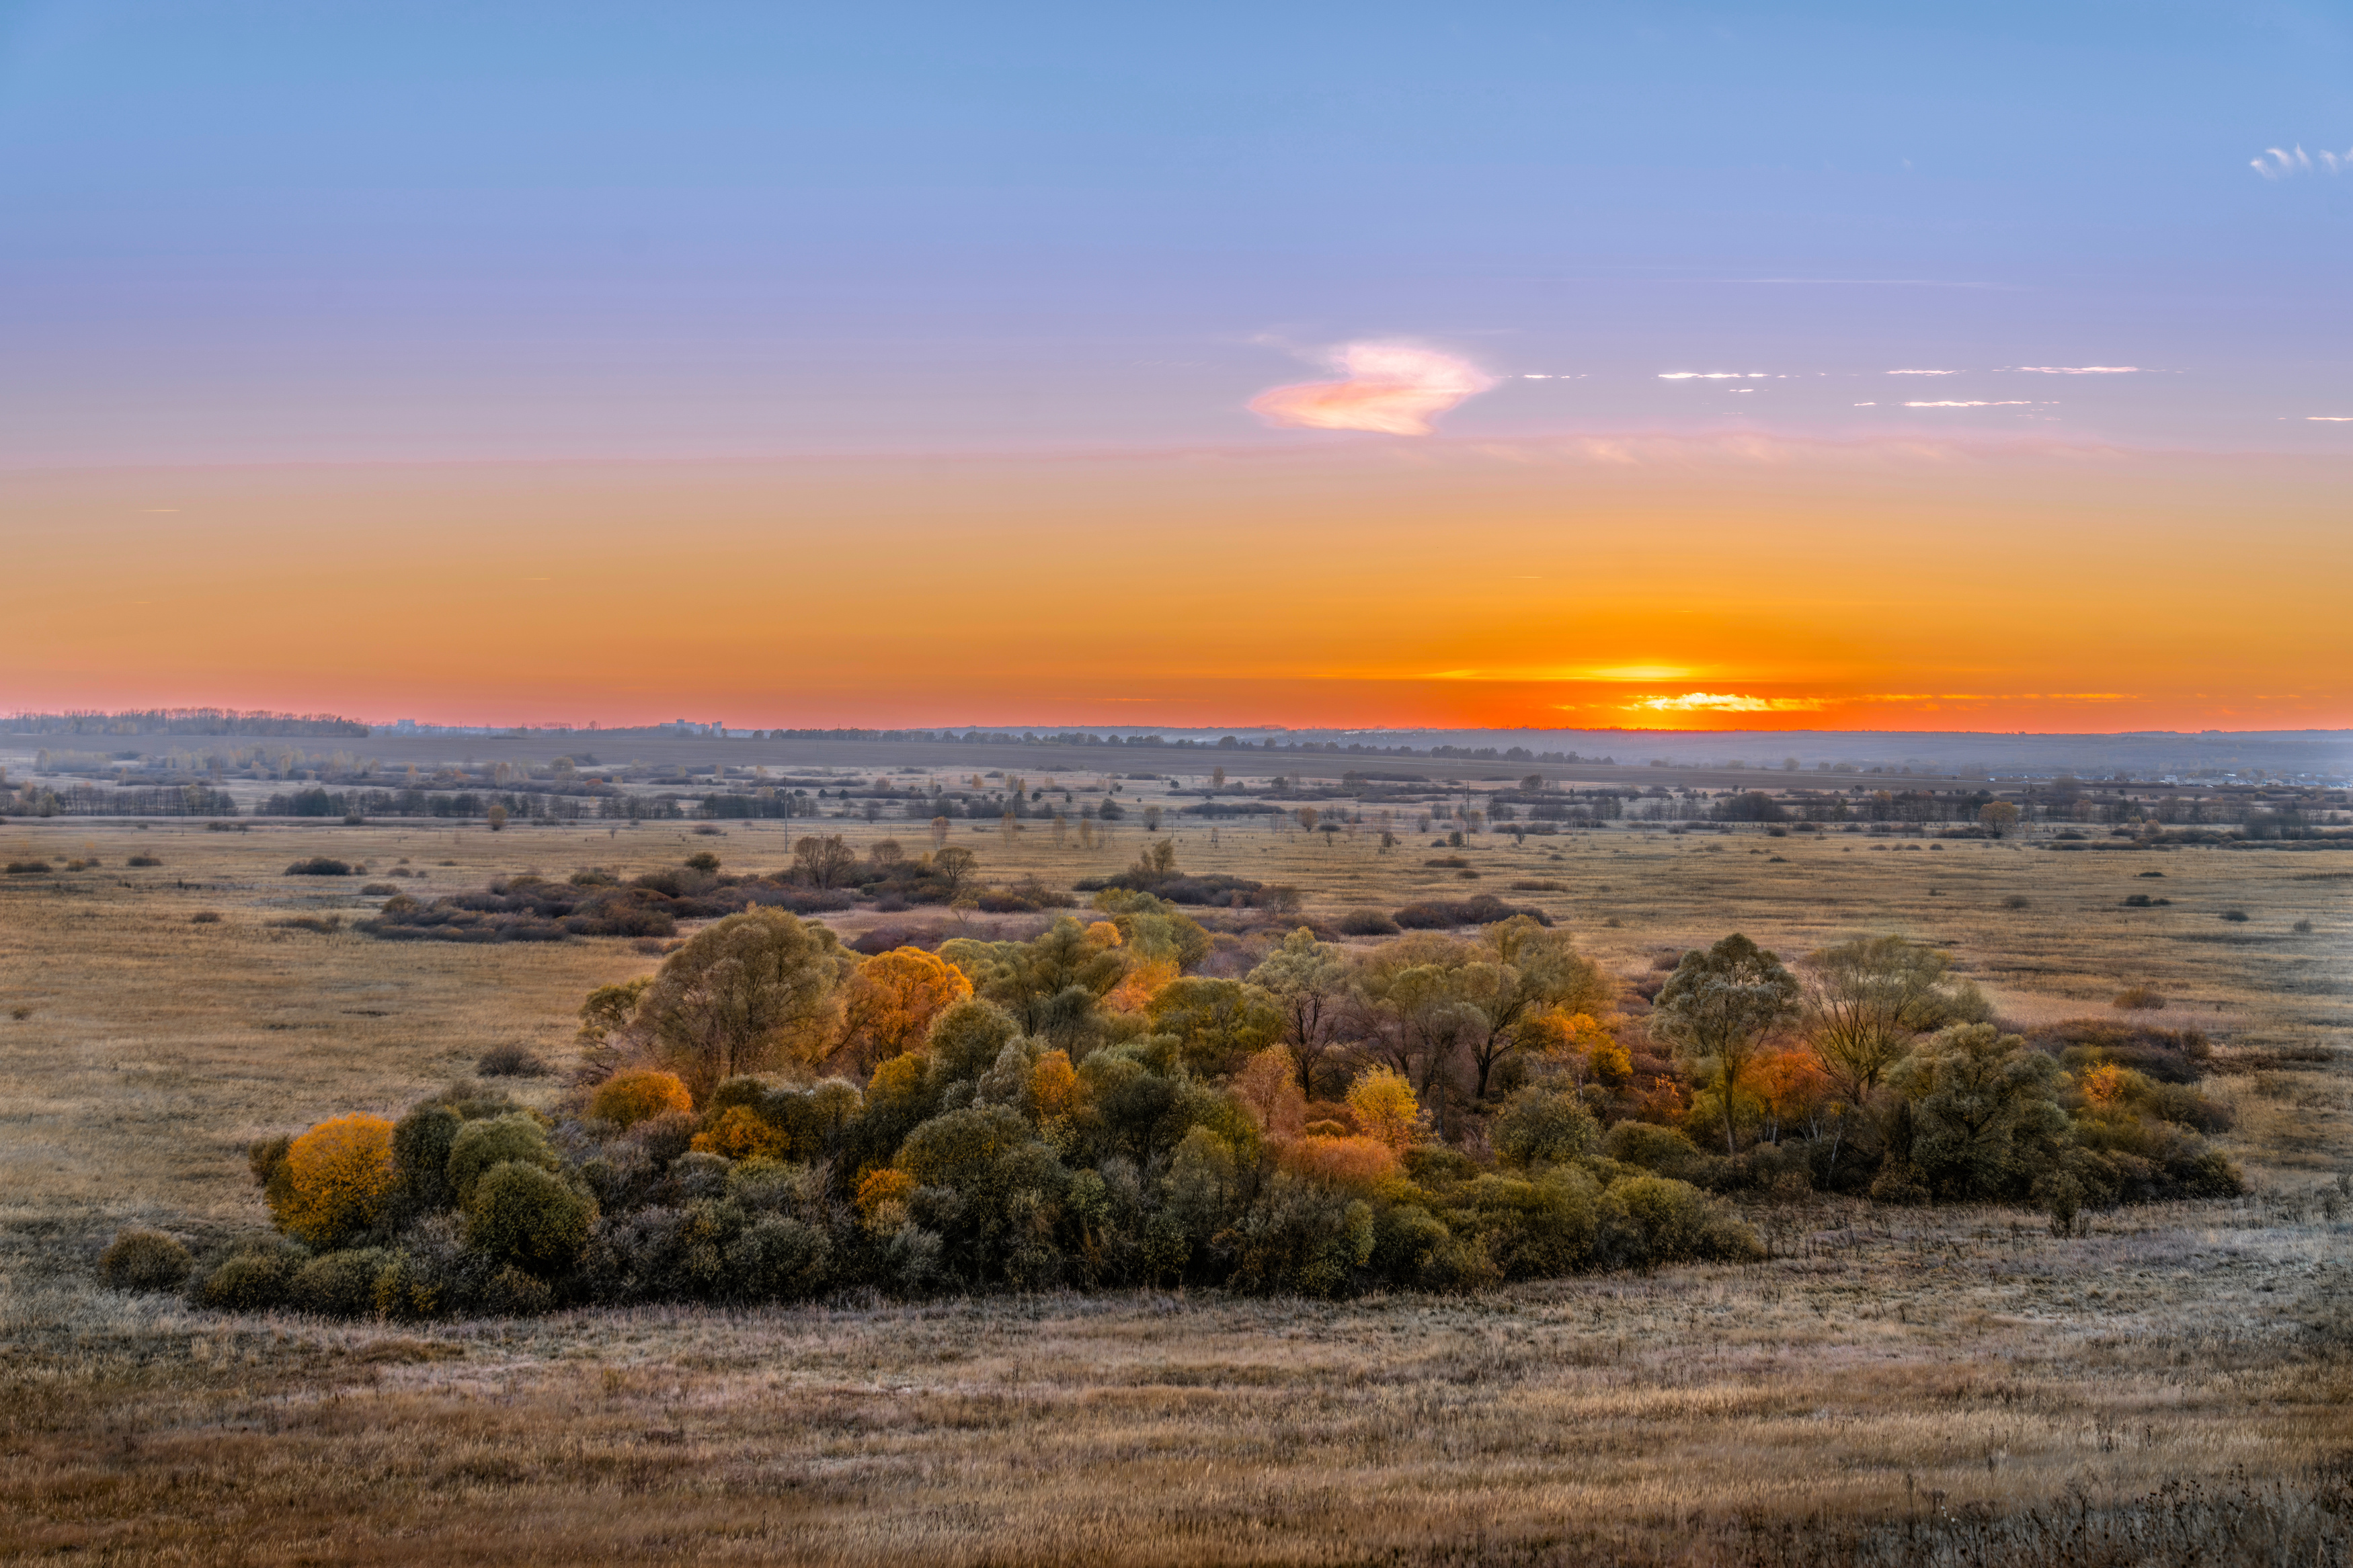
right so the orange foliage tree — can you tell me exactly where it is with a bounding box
[836,946,973,1074]
[267,1113,398,1246]
[1753,1049,1835,1143]
[1232,1044,1307,1138]
[1346,1067,1424,1154]
[1029,1049,1081,1123]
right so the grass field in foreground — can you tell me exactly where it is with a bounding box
[0,815,2346,1563]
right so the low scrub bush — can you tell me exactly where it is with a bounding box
[1336,908,1401,936]
[126,854,162,867]
[475,1042,550,1078]
[99,1227,191,1291]
[285,858,353,876]
[1393,896,1550,929]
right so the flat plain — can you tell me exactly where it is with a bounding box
[1,797,2348,1563]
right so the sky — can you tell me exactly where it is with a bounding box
[2,1,2349,731]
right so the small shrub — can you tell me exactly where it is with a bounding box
[2112,985,2167,1012]
[2294,917,2313,934]
[360,882,399,895]
[127,854,163,867]
[285,858,353,876]
[2000,895,2030,910]
[591,1069,694,1128]
[191,911,222,924]
[1336,908,1401,936]
[690,824,725,837]
[99,1227,191,1291]
[465,1163,596,1274]
[2220,909,2249,923]
[198,1245,301,1310]
[290,1247,393,1317]
[475,1042,550,1078]
[270,915,342,934]
[5,860,52,874]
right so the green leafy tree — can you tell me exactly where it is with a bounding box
[1145,977,1285,1077]
[1652,934,1800,1153]
[1801,934,1989,1101]
[637,908,851,1099]
[1246,927,1356,1095]
[1890,1024,2067,1200]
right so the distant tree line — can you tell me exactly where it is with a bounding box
[4,708,368,737]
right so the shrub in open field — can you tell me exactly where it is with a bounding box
[284,857,352,876]
[99,1227,191,1291]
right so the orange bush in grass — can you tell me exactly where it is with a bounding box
[590,1069,693,1128]
[692,1105,789,1160]
[266,1114,397,1246]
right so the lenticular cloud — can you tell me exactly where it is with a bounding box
[1249,344,1496,435]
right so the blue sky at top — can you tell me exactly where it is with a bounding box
[2,0,2348,462]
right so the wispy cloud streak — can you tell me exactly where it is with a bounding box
[2252,145,2352,178]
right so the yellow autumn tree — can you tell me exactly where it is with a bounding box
[267,1113,398,1246]
[1345,1067,1423,1155]
[834,946,974,1074]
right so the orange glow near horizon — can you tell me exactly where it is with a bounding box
[5,433,2348,735]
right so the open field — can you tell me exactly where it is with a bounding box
[1,809,2348,1563]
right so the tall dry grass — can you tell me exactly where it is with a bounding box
[0,813,2345,1563]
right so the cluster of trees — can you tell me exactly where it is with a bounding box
[1,782,240,818]
[167,901,1771,1315]
[1626,934,2241,1215]
[360,839,990,944]
[142,868,2245,1317]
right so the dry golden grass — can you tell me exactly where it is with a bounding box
[0,809,2347,1563]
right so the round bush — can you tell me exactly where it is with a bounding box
[290,1247,393,1317]
[590,1069,694,1128]
[1336,908,1402,936]
[445,1112,557,1206]
[465,1161,596,1274]
[1492,1085,1599,1168]
[266,1114,398,1247]
[200,1248,296,1311]
[99,1227,191,1292]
